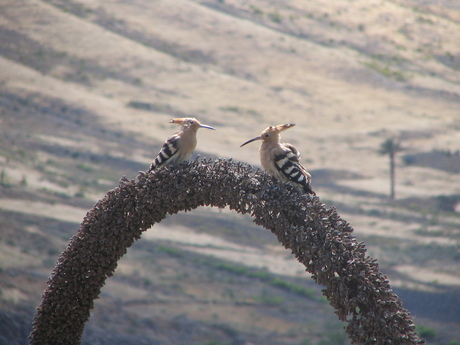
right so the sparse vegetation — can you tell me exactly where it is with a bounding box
[156,244,185,258]
[268,11,282,23]
[416,324,437,340]
[253,288,285,305]
[363,60,409,82]
[77,163,94,173]
[219,106,262,118]
[1,0,460,344]
[416,16,434,25]
[318,331,349,345]
[249,5,263,16]
[0,169,10,187]
[270,278,317,299]
[219,106,240,113]
[127,100,153,110]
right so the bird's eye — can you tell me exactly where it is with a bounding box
[264,133,269,137]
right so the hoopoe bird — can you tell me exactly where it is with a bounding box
[240,123,315,195]
[149,117,215,171]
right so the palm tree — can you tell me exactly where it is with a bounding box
[378,138,404,200]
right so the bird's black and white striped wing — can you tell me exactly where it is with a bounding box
[149,134,180,171]
[274,145,315,195]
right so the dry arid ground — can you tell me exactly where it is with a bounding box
[0,0,459,344]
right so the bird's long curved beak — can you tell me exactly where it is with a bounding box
[199,124,215,130]
[240,136,262,147]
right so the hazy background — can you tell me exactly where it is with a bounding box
[0,0,459,344]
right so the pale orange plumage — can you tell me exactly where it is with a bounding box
[149,117,215,171]
[241,124,315,195]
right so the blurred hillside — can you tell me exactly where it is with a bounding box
[0,0,459,344]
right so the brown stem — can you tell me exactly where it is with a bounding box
[29,159,423,344]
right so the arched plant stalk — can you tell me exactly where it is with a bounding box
[29,159,423,345]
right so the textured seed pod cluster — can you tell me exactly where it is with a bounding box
[30,159,423,345]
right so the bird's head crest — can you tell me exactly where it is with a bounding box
[170,117,197,125]
[169,117,215,130]
[240,123,295,147]
[266,123,295,133]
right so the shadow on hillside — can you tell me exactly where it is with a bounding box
[394,286,460,323]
